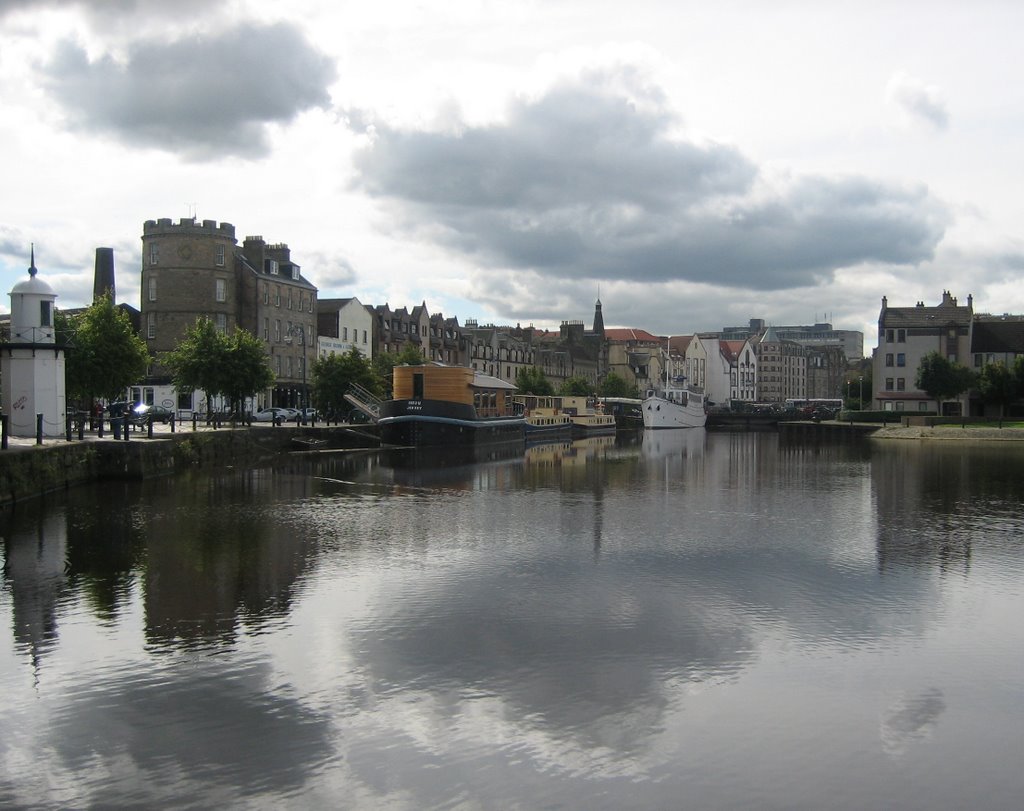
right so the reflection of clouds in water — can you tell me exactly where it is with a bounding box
[881,688,946,756]
[0,658,333,809]
[353,559,754,775]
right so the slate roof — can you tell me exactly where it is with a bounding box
[971,317,1024,353]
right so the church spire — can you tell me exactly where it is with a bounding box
[28,243,37,277]
[591,294,605,336]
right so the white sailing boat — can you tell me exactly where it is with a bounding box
[642,338,707,429]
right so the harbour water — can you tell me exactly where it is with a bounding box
[2,431,1023,809]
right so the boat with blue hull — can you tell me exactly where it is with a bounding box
[378,363,526,448]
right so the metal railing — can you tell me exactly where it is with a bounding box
[344,383,383,423]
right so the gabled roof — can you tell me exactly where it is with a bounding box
[605,328,661,343]
[668,335,693,354]
[719,339,746,362]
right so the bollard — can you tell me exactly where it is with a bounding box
[1,414,7,449]
[147,416,154,438]
[193,413,198,431]
[170,414,176,434]
[98,417,104,439]
[78,418,85,441]
[124,417,130,441]
[66,415,73,442]
[113,417,122,440]
[36,413,43,445]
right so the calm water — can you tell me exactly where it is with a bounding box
[2,431,1024,810]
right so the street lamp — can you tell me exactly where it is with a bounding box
[859,375,864,409]
[284,324,307,417]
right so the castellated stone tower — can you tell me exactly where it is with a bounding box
[139,217,239,371]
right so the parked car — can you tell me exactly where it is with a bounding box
[299,408,318,421]
[252,407,300,424]
[129,403,174,424]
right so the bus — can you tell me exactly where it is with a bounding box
[784,398,844,415]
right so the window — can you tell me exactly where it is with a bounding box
[263,318,269,340]
[275,286,281,306]
[897,329,906,342]
[149,242,159,265]
[148,277,157,302]
[268,259,279,275]
[343,327,348,340]
[275,355,281,375]
[216,313,226,334]
[147,312,155,339]
[362,330,367,344]
[291,266,300,280]
[286,356,292,377]
[216,244,225,266]
[897,353,905,367]
[275,320,281,342]
[215,278,226,302]
[263,284,269,305]
[897,378,906,391]
[919,402,928,412]
[287,290,293,310]
[40,301,52,327]
[885,377,894,391]
[885,353,894,367]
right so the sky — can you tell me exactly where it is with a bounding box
[2,0,1023,353]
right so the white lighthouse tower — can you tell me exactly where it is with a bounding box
[1,247,67,437]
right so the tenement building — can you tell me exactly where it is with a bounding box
[872,291,973,414]
[140,217,317,410]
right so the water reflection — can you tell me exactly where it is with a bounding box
[1,435,1024,809]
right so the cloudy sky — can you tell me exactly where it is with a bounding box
[2,0,1022,350]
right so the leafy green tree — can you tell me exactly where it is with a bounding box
[976,360,1016,417]
[221,328,274,416]
[598,371,639,399]
[62,295,150,405]
[311,348,381,417]
[559,376,593,396]
[372,345,425,398]
[162,318,226,415]
[515,366,555,395]
[915,351,975,412]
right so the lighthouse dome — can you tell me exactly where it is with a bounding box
[11,272,55,297]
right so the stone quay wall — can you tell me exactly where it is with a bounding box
[0,425,380,506]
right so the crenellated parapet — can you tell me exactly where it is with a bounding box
[143,217,236,238]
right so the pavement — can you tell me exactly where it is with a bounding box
[0,418,312,452]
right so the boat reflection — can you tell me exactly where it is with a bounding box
[640,427,707,460]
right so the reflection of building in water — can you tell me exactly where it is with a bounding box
[3,509,68,671]
[872,443,979,574]
[141,471,317,647]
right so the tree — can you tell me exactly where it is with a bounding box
[915,351,975,413]
[598,372,639,399]
[311,348,380,418]
[221,328,274,416]
[372,345,425,398]
[62,295,150,405]
[515,366,555,395]
[162,318,226,415]
[976,361,1016,417]
[559,376,593,396]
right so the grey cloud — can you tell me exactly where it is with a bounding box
[307,254,358,290]
[887,71,949,131]
[41,22,335,160]
[352,74,947,293]
[1,0,220,20]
